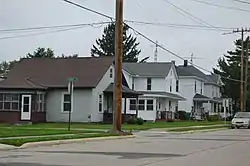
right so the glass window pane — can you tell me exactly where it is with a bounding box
[147,100,153,105]
[139,100,145,104]
[0,94,3,101]
[12,94,19,101]
[4,102,10,109]
[63,103,71,111]
[23,105,29,112]
[4,94,11,101]
[130,105,136,110]
[0,102,3,109]
[64,94,71,102]
[23,97,29,104]
[139,105,145,110]
[147,105,153,110]
[99,103,102,112]
[130,100,136,104]
[12,102,19,110]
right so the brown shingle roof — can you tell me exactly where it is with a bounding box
[0,56,114,89]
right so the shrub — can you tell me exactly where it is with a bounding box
[208,115,220,121]
[177,111,187,120]
[127,118,137,124]
[136,117,144,125]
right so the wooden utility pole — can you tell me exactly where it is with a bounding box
[244,37,249,111]
[241,28,244,112]
[113,0,123,132]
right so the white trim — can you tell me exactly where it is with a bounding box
[21,95,31,120]
[61,92,73,113]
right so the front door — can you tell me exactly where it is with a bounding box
[21,95,31,120]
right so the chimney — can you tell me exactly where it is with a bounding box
[171,60,175,65]
[184,60,188,67]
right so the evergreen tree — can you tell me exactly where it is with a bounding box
[91,23,143,62]
[214,37,250,112]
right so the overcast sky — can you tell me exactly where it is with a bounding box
[1,0,250,73]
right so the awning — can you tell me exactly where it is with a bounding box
[193,94,222,103]
[138,91,186,101]
[104,83,142,98]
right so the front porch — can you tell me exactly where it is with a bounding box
[0,92,46,124]
[191,94,222,120]
[103,83,142,123]
[137,91,186,121]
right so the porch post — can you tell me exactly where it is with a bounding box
[136,97,139,118]
[124,97,127,122]
[208,101,210,115]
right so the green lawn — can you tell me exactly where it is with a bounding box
[2,121,226,131]
[0,133,119,147]
[167,124,229,132]
[0,128,103,138]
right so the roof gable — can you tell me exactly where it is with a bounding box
[0,56,114,89]
[123,62,173,77]
[176,65,208,81]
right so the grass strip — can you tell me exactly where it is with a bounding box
[0,128,104,138]
[0,133,119,147]
[4,121,226,131]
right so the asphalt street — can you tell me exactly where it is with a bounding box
[0,129,250,166]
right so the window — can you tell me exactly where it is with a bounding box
[36,94,45,112]
[138,100,145,110]
[146,100,154,111]
[169,101,172,111]
[62,93,71,112]
[129,99,136,110]
[194,81,197,93]
[170,79,172,92]
[109,68,113,78]
[99,94,103,112]
[176,80,179,92]
[0,93,19,110]
[147,78,152,90]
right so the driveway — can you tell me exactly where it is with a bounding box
[0,129,250,166]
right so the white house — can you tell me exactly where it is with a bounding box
[176,60,224,120]
[122,62,186,121]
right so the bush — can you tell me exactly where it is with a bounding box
[208,115,220,121]
[177,111,187,120]
[127,118,137,124]
[136,117,144,125]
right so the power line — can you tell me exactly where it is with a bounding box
[62,0,114,20]
[125,20,233,31]
[0,26,90,40]
[161,0,222,32]
[60,0,244,83]
[232,0,250,5]
[189,0,250,13]
[0,22,111,33]
[0,21,234,34]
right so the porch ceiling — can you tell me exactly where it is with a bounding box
[138,91,186,101]
[103,83,142,98]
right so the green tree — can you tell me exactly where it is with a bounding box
[91,22,145,62]
[214,37,250,112]
[26,47,55,58]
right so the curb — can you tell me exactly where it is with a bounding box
[0,135,136,150]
